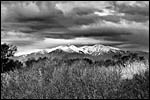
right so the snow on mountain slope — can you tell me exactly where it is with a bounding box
[54,45,80,53]
[79,44,120,56]
[54,44,120,55]
[15,44,121,57]
[46,44,120,56]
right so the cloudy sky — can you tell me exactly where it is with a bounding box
[1,1,149,56]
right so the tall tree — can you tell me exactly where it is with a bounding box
[1,43,17,59]
[1,43,18,72]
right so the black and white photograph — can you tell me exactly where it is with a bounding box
[1,1,149,99]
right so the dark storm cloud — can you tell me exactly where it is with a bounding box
[1,1,63,22]
[7,41,36,47]
[122,14,149,22]
[98,14,149,23]
[69,28,131,37]
[117,4,149,16]
[2,7,98,34]
[99,15,121,23]
[102,36,129,42]
[71,7,103,16]
[35,25,132,39]
[3,16,97,35]
[2,1,148,33]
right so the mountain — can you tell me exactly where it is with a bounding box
[11,44,148,62]
[15,44,122,57]
[47,44,122,55]
[49,44,123,56]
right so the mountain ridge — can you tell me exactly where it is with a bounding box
[15,44,121,57]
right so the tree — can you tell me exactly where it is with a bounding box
[1,43,22,73]
[25,58,37,67]
[139,56,145,61]
[129,53,138,62]
[104,59,114,67]
[1,43,17,59]
[82,57,93,64]
[113,54,122,61]
[121,56,130,63]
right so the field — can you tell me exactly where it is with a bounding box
[1,54,149,99]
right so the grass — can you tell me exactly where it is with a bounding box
[1,57,149,99]
[121,60,149,79]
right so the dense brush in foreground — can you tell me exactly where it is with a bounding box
[1,57,149,99]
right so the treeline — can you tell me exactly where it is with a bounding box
[25,52,146,70]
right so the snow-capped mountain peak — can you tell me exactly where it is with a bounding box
[52,44,120,56]
[15,44,121,57]
[79,44,120,55]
